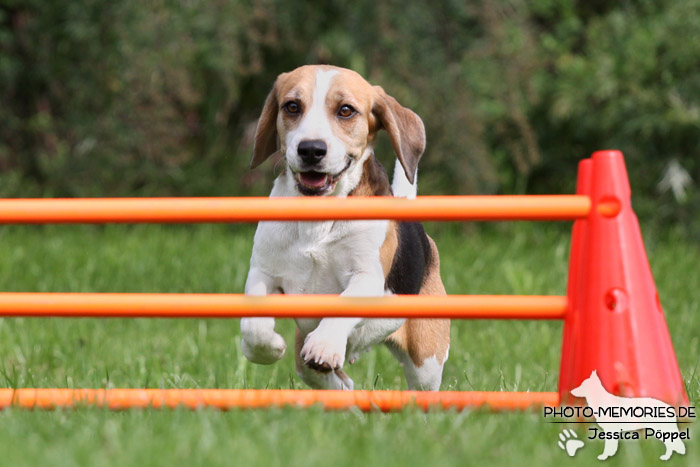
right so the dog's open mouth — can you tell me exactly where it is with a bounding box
[294,160,351,196]
[297,171,334,191]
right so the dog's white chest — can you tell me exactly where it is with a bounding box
[251,220,379,294]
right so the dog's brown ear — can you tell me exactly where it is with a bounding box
[250,83,281,169]
[372,86,426,184]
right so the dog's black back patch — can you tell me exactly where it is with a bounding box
[385,222,432,294]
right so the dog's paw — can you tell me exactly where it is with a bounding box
[301,329,347,372]
[241,331,286,364]
[240,318,286,364]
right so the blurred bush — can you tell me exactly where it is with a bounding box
[0,0,698,230]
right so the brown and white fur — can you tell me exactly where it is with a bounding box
[241,65,450,390]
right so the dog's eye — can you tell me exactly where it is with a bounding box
[337,104,356,118]
[283,101,300,115]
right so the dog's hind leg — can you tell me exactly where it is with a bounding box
[385,319,449,391]
[386,237,450,391]
[385,237,450,391]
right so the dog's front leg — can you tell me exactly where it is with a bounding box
[240,267,286,364]
[300,270,384,373]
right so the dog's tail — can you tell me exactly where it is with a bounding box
[391,159,417,199]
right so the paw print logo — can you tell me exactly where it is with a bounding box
[558,429,584,457]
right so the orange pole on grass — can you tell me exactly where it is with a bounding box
[0,195,594,223]
[0,388,559,411]
[0,293,568,320]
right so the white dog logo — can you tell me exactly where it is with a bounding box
[571,370,687,461]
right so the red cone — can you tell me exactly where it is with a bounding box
[558,150,688,406]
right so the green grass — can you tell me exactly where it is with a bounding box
[0,223,697,466]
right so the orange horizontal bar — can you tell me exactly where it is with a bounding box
[0,389,559,411]
[0,293,567,320]
[0,196,591,223]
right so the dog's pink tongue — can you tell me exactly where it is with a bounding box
[299,171,328,188]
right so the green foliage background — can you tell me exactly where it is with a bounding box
[1,0,698,229]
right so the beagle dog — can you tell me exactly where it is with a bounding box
[241,65,450,390]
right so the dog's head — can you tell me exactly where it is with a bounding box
[570,370,602,399]
[250,65,425,196]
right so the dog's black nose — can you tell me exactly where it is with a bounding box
[297,140,327,165]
